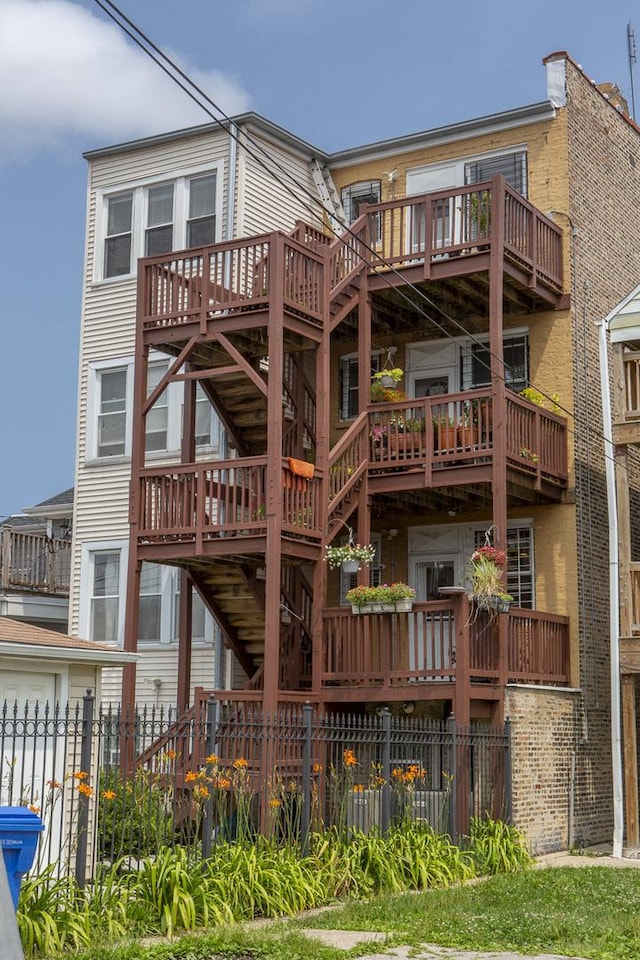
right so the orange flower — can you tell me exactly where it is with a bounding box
[185,770,198,782]
[77,783,93,798]
[268,798,281,808]
[233,757,248,769]
[165,749,177,760]
[205,754,219,765]
[194,785,209,798]
[313,763,323,774]
[353,784,364,793]
[102,790,117,801]
[73,771,89,781]
[47,779,62,790]
[29,805,40,815]
[343,749,357,768]
[215,776,231,789]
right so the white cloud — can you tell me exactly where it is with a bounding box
[0,0,251,157]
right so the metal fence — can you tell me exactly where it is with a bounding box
[0,696,511,885]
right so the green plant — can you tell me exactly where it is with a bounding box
[467,814,532,874]
[519,386,546,406]
[370,382,406,403]
[345,582,416,607]
[372,367,404,383]
[324,542,376,569]
[520,446,539,463]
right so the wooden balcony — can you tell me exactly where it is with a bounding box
[367,390,568,496]
[322,600,569,699]
[0,529,71,595]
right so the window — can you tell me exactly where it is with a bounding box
[145,183,174,256]
[139,562,162,642]
[97,166,220,281]
[145,362,169,452]
[90,551,121,643]
[341,180,382,242]
[104,193,133,278]
[465,151,527,197]
[463,333,528,394]
[88,356,221,462]
[187,174,216,247]
[97,368,127,458]
[339,352,382,420]
[173,581,207,643]
[473,525,533,608]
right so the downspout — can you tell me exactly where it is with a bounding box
[597,317,624,858]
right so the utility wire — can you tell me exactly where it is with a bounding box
[92,0,620,464]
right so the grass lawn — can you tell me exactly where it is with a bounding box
[293,866,640,959]
[70,866,640,960]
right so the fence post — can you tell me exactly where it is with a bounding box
[447,714,457,842]
[381,707,392,834]
[74,690,94,888]
[504,717,513,823]
[300,702,313,856]
[201,698,219,859]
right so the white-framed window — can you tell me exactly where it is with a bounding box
[339,351,383,421]
[472,524,534,608]
[464,150,527,197]
[340,180,382,242]
[96,166,220,282]
[87,355,221,463]
[79,541,215,647]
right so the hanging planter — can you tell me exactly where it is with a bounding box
[324,541,376,571]
[372,367,404,390]
[467,541,513,620]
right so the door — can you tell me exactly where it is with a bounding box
[406,162,460,252]
[409,557,457,676]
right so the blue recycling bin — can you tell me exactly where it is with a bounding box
[0,807,44,910]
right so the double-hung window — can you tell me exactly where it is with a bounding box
[145,361,169,452]
[104,193,133,278]
[90,551,121,644]
[97,368,128,458]
[98,167,220,281]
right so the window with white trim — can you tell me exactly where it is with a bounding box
[473,525,534,608]
[97,168,219,281]
[88,356,221,463]
[340,180,382,242]
[464,151,527,197]
[90,550,121,644]
[339,352,382,420]
[97,368,128,458]
[81,543,215,647]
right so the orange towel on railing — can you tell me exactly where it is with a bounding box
[287,458,315,479]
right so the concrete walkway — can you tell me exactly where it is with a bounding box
[293,847,637,960]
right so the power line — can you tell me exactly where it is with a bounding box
[90,0,620,468]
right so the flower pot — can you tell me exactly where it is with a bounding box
[351,604,361,614]
[434,424,457,454]
[370,602,385,613]
[457,424,479,448]
[357,604,374,614]
[393,598,414,612]
[382,602,396,612]
[342,559,361,573]
[378,375,395,388]
[388,431,424,458]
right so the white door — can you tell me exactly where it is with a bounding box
[406,161,461,251]
[409,557,457,675]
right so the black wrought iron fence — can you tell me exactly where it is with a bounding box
[0,695,511,885]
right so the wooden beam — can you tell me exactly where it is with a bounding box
[622,675,639,847]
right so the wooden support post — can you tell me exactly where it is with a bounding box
[622,675,639,848]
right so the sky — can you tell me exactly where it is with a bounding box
[0,0,636,518]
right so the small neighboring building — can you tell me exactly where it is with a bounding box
[0,488,73,632]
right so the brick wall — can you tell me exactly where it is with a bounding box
[506,685,586,854]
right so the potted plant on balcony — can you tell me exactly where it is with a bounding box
[346,582,416,614]
[372,367,404,389]
[324,540,376,573]
[467,544,512,617]
[370,382,405,403]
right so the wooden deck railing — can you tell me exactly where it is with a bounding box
[367,390,567,485]
[365,176,563,294]
[322,601,569,688]
[138,456,323,547]
[0,529,71,594]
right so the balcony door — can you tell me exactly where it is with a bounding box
[409,556,457,676]
[407,161,459,253]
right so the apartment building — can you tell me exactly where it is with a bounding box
[73,52,640,851]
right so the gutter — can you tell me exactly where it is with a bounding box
[597,317,624,859]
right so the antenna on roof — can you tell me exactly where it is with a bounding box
[627,22,637,121]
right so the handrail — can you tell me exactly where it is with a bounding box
[0,529,71,594]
